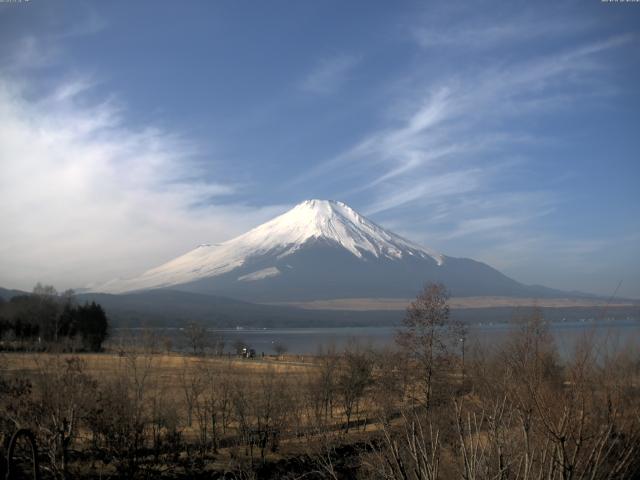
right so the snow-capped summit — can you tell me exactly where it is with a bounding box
[97,199,542,301]
[99,199,443,294]
[235,199,443,263]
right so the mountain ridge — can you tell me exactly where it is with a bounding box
[98,199,444,294]
[93,200,599,302]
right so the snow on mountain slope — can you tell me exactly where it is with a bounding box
[238,267,281,282]
[98,200,444,293]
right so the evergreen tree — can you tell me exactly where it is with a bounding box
[75,301,109,351]
[0,285,109,351]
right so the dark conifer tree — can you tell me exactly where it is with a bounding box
[75,301,109,351]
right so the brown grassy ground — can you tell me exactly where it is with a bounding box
[1,351,316,373]
[0,351,318,416]
[266,296,640,310]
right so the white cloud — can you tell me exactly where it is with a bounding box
[0,77,285,291]
[411,5,594,50]
[363,169,483,216]
[300,54,360,95]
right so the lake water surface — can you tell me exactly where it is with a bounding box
[112,319,639,359]
[208,319,640,358]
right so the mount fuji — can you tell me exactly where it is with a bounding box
[97,199,564,302]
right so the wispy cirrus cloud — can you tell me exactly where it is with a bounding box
[300,54,360,95]
[1,4,106,73]
[363,168,484,216]
[412,11,594,50]
[299,32,631,219]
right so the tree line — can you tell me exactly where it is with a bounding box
[0,283,109,352]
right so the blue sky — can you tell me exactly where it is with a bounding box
[1,0,639,297]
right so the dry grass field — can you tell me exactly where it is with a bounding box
[1,351,316,383]
[266,296,640,311]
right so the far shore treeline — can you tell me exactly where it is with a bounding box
[0,283,109,351]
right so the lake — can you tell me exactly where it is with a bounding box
[111,318,639,359]
[171,318,640,358]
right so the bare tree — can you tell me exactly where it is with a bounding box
[371,347,409,425]
[85,350,155,478]
[252,368,289,462]
[274,341,288,359]
[32,355,96,478]
[199,362,229,452]
[396,283,454,408]
[183,322,209,355]
[311,346,339,426]
[210,332,225,356]
[455,309,640,480]
[337,346,373,432]
[366,407,442,480]
[179,359,203,427]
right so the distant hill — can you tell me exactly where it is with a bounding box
[0,287,27,301]
[76,289,403,328]
[77,289,638,329]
